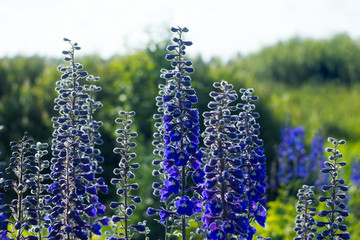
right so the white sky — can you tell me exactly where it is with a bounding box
[1,0,360,60]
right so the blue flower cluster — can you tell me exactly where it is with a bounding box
[1,133,49,239]
[201,80,250,239]
[236,88,267,239]
[109,110,147,240]
[316,138,350,240]
[350,160,360,187]
[148,26,203,239]
[278,126,309,184]
[294,185,317,240]
[48,39,108,239]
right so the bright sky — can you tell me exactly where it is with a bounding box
[1,0,360,60]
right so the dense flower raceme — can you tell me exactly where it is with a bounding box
[148,27,203,239]
[294,185,317,240]
[236,88,267,239]
[278,126,309,185]
[350,160,360,187]
[108,111,147,240]
[48,39,108,239]
[278,127,328,188]
[0,132,49,240]
[316,138,350,240]
[201,80,247,239]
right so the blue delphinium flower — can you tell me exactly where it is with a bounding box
[237,88,267,239]
[350,160,360,187]
[278,126,309,185]
[201,80,246,239]
[316,138,350,240]
[149,26,203,240]
[294,185,317,240]
[2,132,45,239]
[49,39,107,239]
[109,111,147,240]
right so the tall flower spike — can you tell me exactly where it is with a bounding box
[316,138,350,240]
[49,39,106,239]
[237,88,267,239]
[201,80,247,239]
[27,141,51,239]
[350,159,360,187]
[294,185,317,240]
[109,111,147,240]
[2,132,43,239]
[149,26,202,240]
[82,74,109,237]
[277,126,309,186]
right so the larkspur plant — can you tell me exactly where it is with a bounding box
[350,160,360,187]
[277,126,309,185]
[236,88,267,239]
[1,132,48,240]
[316,138,350,240]
[0,26,357,240]
[294,185,317,240]
[201,80,248,239]
[48,39,108,240]
[148,26,203,240]
[109,110,147,240]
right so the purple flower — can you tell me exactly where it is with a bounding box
[159,209,176,224]
[90,223,101,235]
[175,196,201,216]
[192,169,205,184]
[174,151,189,166]
[205,199,222,215]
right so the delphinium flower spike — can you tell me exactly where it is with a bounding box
[316,138,350,240]
[277,126,309,186]
[148,26,203,240]
[109,110,147,240]
[82,74,109,237]
[350,160,360,187]
[26,141,51,240]
[2,132,44,240]
[201,80,248,239]
[48,39,106,239]
[294,185,317,240]
[237,88,267,239]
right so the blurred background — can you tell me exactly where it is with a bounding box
[1,0,360,239]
